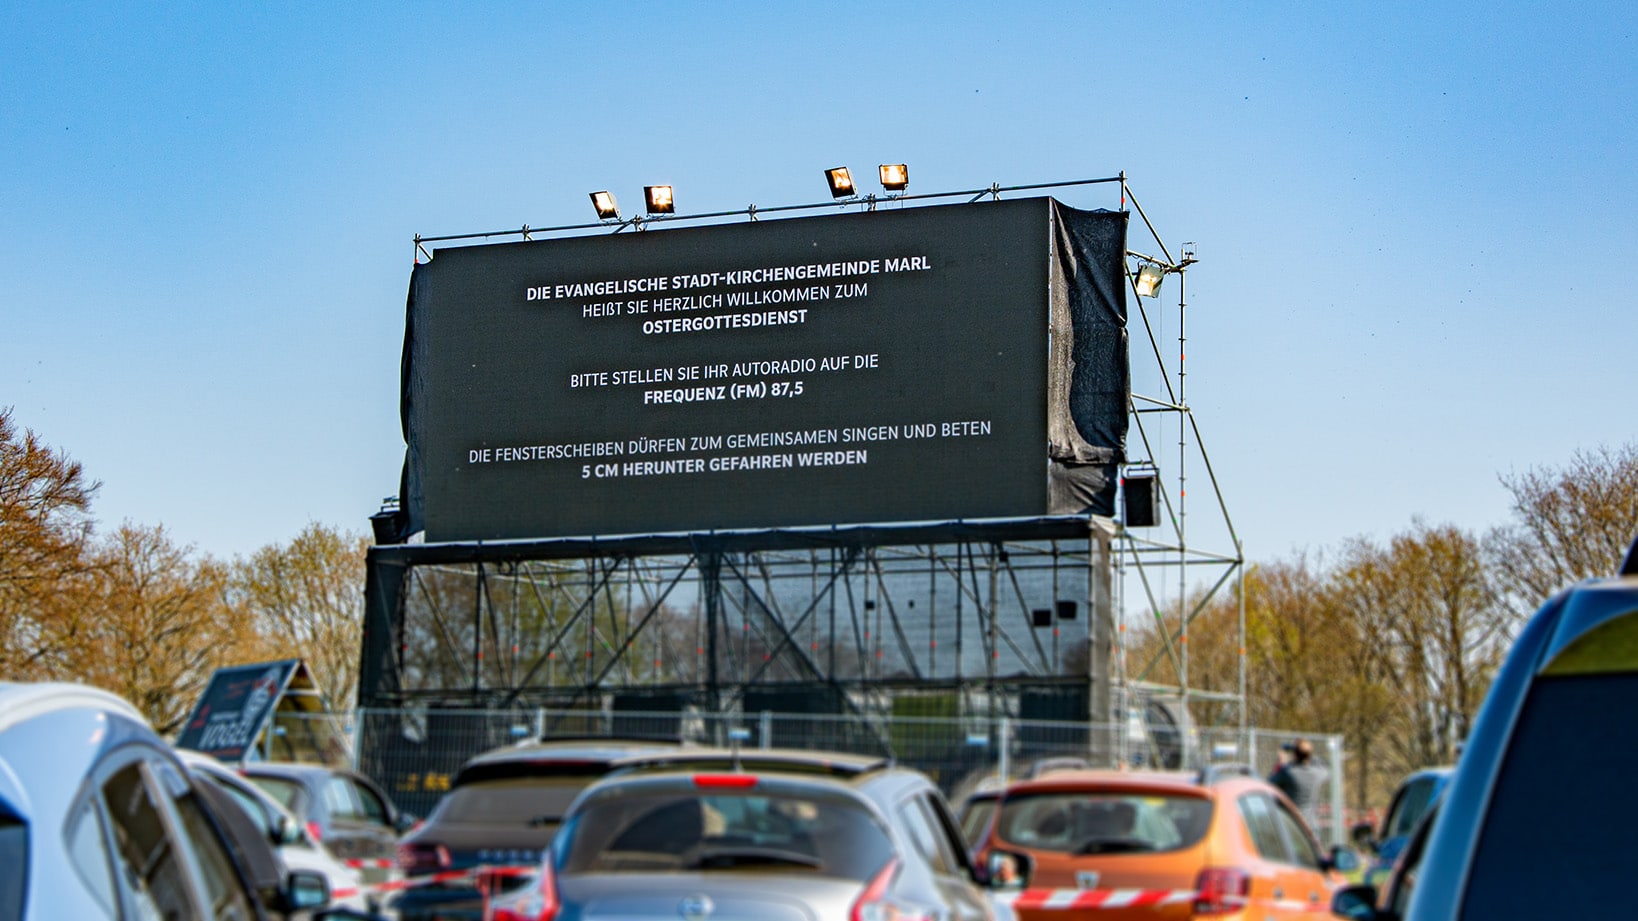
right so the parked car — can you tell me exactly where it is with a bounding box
[1330,538,1638,919]
[975,763,1356,918]
[1355,766,1452,889]
[0,681,350,920]
[486,748,1014,921]
[179,749,374,914]
[392,737,688,921]
[241,761,411,887]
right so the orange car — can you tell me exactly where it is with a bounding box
[973,765,1356,919]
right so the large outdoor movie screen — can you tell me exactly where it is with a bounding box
[400,197,1127,542]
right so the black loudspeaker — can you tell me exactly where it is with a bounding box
[369,509,402,545]
[1056,600,1078,621]
[1031,608,1052,627]
[1122,474,1159,528]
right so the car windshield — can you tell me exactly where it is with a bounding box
[1383,777,1439,839]
[995,790,1212,855]
[436,776,600,827]
[558,786,894,881]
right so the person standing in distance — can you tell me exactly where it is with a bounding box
[1270,738,1328,830]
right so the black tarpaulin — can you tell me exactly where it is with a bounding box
[1045,203,1129,515]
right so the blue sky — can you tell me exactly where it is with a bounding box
[3,2,1634,570]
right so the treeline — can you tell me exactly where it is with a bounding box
[0,408,368,734]
[5,403,1637,809]
[1130,443,1638,809]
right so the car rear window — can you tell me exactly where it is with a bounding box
[245,775,303,813]
[995,790,1212,855]
[436,776,602,826]
[0,816,26,921]
[1461,669,1638,918]
[558,787,894,881]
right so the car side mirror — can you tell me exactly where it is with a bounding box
[1326,844,1362,874]
[982,850,1030,890]
[1329,883,1389,920]
[395,812,420,835]
[283,869,331,912]
[270,812,301,847]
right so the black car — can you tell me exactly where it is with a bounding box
[1332,536,1638,919]
[392,737,688,921]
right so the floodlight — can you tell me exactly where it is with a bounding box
[825,167,856,199]
[879,163,909,191]
[589,191,619,220]
[1135,262,1165,298]
[644,185,674,214]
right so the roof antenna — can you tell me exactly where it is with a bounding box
[728,727,751,772]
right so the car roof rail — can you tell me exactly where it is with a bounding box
[1027,756,1092,778]
[1196,763,1257,785]
[610,748,893,779]
[1622,533,1638,577]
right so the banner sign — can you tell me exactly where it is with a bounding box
[401,198,1126,542]
[176,660,300,761]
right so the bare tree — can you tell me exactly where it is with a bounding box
[1489,444,1638,616]
[0,407,100,679]
[67,523,266,734]
[226,523,370,712]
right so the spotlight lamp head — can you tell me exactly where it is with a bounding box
[644,185,675,214]
[589,191,620,220]
[825,167,856,199]
[1134,262,1166,298]
[878,163,909,191]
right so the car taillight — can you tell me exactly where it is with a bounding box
[692,773,759,788]
[396,842,450,876]
[848,858,931,921]
[305,820,324,843]
[1193,867,1251,915]
[490,859,560,921]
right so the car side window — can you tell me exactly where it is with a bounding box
[104,760,199,921]
[1269,799,1323,869]
[2,811,33,921]
[65,799,119,918]
[1238,793,1289,863]
[897,796,956,874]
[170,787,257,921]
[922,793,977,873]
[351,777,390,824]
[324,775,361,819]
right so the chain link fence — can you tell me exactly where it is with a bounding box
[262,709,1349,847]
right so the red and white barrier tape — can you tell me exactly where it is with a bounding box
[994,889,1330,913]
[993,888,1196,910]
[360,864,535,896]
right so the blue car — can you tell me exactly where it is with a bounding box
[1360,766,1452,887]
[1331,536,1638,919]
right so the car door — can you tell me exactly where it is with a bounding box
[322,773,399,882]
[1265,795,1333,915]
[1236,792,1312,920]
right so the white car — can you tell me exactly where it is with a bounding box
[177,749,374,914]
